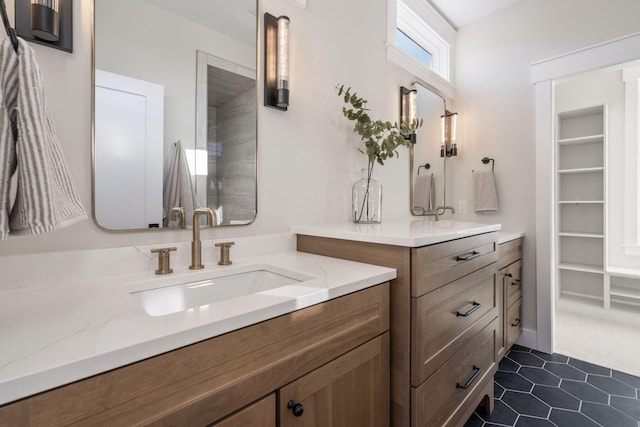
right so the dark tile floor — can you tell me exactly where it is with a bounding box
[464,345,640,427]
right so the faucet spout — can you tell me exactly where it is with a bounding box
[169,207,186,228]
[189,208,217,270]
[434,205,455,221]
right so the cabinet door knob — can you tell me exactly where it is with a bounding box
[287,400,304,417]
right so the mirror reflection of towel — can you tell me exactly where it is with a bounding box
[414,173,434,212]
[473,170,499,212]
[163,141,197,226]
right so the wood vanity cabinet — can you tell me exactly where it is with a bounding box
[297,231,500,427]
[497,237,524,356]
[0,284,390,426]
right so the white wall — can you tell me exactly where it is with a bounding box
[0,0,417,256]
[4,0,640,345]
[453,0,640,339]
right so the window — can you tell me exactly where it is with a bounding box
[396,29,432,69]
[387,0,456,98]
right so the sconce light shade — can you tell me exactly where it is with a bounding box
[30,0,59,41]
[440,110,458,157]
[400,86,418,144]
[264,13,290,110]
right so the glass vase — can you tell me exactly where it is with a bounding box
[352,168,382,224]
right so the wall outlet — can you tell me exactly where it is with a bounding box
[458,200,467,214]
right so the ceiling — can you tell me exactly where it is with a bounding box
[429,0,524,28]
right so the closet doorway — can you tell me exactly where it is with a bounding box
[533,34,640,376]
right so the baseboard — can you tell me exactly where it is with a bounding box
[515,328,537,351]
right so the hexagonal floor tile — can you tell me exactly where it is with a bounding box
[569,358,612,376]
[549,408,600,427]
[610,395,640,420]
[560,379,609,404]
[477,400,518,425]
[501,390,551,418]
[532,385,581,411]
[543,362,587,381]
[515,416,556,427]
[518,367,561,387]
[580,401,638,427]
[495,371,535,392]
[507,351,545,368]
[587,374,637,398]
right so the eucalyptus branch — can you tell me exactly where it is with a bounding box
[336,84,423,172]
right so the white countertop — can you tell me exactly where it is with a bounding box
[291,218,501,247]
[498,231,525,244]
[0,244,395,405]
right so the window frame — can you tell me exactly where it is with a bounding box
[386,0,457,101]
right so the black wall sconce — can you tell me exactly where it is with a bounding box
[15,0,72,52]
[264,13,290,110]
[440,110,458,157]
[400,86,418,144]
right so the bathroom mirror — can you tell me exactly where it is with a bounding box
[92,0,257,230]
[410,83,446,215]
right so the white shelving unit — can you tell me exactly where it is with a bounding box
[555,106,606,305]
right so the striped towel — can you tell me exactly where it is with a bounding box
[0,38,86,239]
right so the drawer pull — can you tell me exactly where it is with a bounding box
[456,251,481,262]
[511,279,522,286]
[505,273,513,278]
[456,301,481,317]
[457,365,481,390]
[511,318,522,327]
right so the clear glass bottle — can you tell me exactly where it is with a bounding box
[352,168,382,223]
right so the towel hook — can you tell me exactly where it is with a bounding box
[417,163,430,175]
[0,0,19,52]
[481,157,495,172]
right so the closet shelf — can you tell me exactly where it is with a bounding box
[558,200,604,205]
[557,134,604,145]
[557,167,604,174]
[558,262,604,274]
[610,287,640,301]
[558,232,604,239]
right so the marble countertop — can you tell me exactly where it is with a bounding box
[0,245,395,406]
[291,218,502,247]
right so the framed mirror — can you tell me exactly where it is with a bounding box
[410,83,446,215]
[92,0,257,230]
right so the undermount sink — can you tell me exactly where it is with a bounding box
[127,265,316,317]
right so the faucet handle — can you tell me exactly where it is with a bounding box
[151,247,177,275]
[215,241,235,266]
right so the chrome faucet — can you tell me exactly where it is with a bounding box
[169,207,186,228]
[189,208,217,270]
[435,205,455,221]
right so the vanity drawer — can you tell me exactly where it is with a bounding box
[497,238,523,270]
[505,260,523,308]
[412,232,498,297]
[411,318,498,427]
[411,263,498,385]
[506,298,523,350]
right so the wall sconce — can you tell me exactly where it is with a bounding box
[400,86,418,144]
[264,13,290,111]
[15,0,72,52]
[440,110,458,157]
[31,0,59,41]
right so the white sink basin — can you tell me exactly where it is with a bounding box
[127,265,316,317]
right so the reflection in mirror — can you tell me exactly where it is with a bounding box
[93,0,257,231]
[410,83,446,215]
[195,51,256,226]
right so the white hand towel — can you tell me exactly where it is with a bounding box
[413,173,434,212]
[473,170,499,212]
[163,141,198,227]
[1,38,86,239]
